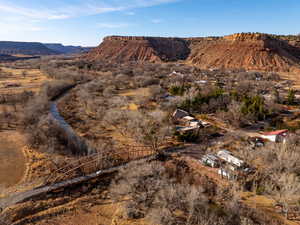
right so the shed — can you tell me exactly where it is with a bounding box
[260,129,288,143]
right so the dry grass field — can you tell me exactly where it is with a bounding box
[0,66,51,190]
[0,131,26,188]
[0,66,51,94]
[27,197,148,225]
[119,87,150,97]
[4,187,149,225]
[119,87,150,111]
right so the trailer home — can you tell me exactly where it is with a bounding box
[217,150,244,168]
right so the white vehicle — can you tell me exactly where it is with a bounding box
[96,170,102,175]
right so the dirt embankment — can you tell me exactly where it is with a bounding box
[86,33,300,72]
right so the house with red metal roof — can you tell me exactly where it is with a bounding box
[260,129,289,143]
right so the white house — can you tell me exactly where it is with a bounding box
[260,129,288,143]
[217,150,244,168]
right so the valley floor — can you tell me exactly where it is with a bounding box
[1,59,300,225]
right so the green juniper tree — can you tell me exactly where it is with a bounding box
[287,89,296,105]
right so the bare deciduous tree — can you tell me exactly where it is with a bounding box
[126,110,171,153]
[110,160,251,225]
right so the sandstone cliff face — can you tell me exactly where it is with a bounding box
[223,33,270,41]
[187,33,300,72]
[86,33,300,72]
[86,36,190,63]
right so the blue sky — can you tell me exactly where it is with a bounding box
[0,0,299,46]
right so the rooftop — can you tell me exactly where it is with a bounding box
[260,129,288,136]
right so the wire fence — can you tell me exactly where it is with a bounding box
[46,146,155,184]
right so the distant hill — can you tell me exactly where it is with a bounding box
[86,33,300,72]
[0,41,58,55]
[44,43,93,54]
[0,54,40,62]
[0,54,17,61]
[0,41,93,57]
